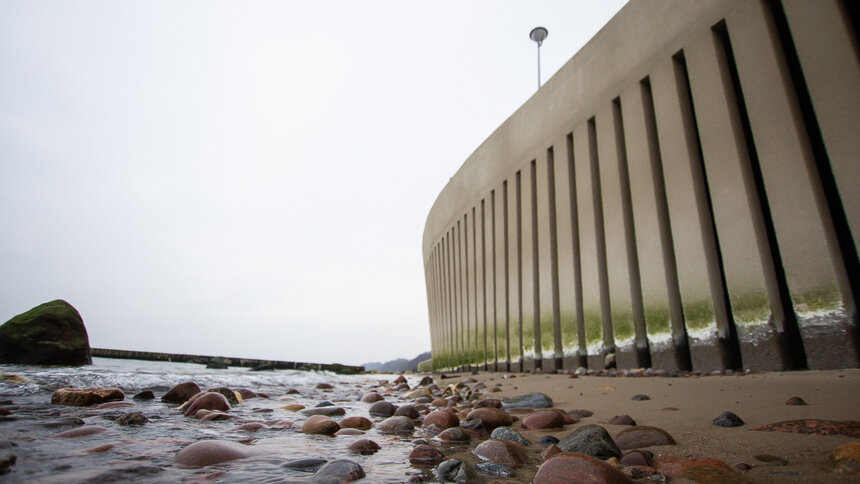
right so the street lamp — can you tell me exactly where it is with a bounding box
[530,26,548,89]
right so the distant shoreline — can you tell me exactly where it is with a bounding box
[90,347,364,374]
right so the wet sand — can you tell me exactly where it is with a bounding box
[456,367,860,483]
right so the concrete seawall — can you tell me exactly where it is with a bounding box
[423,0,860,372]
[91,348,364,374]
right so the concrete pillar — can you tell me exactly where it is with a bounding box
[595,102,645,369]
[684,28,789,370]
[726,0,858,368]
[552,134,584,368]
[508,173,524,371]
[572,121,606,369]
[650,57,724,371]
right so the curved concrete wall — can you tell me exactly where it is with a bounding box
[423,0,860,372]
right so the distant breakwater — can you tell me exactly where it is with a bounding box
[90,348,364,374]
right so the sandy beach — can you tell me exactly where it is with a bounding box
[449,367,859,483]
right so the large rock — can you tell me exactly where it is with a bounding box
[162,382,201,404]
[534,453,633,484]
[175,440,255,467]
[0,300,91,365]
[51,387,124,406]
[501,392,553,409]
[473,439,529,468]
[557,424,623,460]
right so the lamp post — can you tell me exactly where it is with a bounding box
[530,26,548,89]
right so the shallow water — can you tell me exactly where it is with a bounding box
[0,358,442,483]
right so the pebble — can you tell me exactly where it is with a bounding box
[620,450,653,466]
[51,387,125,407]
[608,415,636,426]
[184,392,230,417]
[438,427,471,443]
[424,410,460,429]
[308,459,365,482]
[418,376,434,386]
[282,404,305,411]
[315,383,334,390]
[394,404,420,419]
[376,416,415,434]
[161,382,201,404]
[735,463,751,471]
[132,390,155,400]
[361,392,384,403]
[490,427,531,447]
[408,444,444,465]
[175,440,254,467]
[283,458,327,472]
[674,465,754,483]
[785,396,807,406]
[557,424,623,459]
[538,436,559,446]
[300,406,346,417]
[348,439,381,455]
[533,453,632,484]
[828,442,860,475]
[465,408,513,429]
[500,392,553,409]
[116,411,149,426]
[335,428,364,436]
[712,411,745,428]
[474,399,502,409]
[436,459,473,483]
[568,409,594,418]
[206,387,240,404]
[340,416,373,430]
[631,394,651,401]
[473,439,529,468]
[614,425,676,449]
[369,401,398,417]
[477,462,513,478]
[301,415,340,435]
[521,410,566,430]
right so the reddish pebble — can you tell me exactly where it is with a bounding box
[409,444,444,465]
[340,416,372,430]
[84,443,115,453]
[473,439,529,468]
[423,410,459,429]
[522,410,566,430]
[534,453,632,484]
[348,439,380,454]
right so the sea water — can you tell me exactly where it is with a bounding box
[0,357,427,483]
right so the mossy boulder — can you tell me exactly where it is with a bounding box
[0,300,92,365]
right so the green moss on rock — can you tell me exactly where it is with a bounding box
[0,300,92,365]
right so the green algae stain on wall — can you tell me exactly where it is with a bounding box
[610,306,635,342]
[730,290,770,324]
[683,299,715,330]
[561,312,578,349]
[540,313,554,355]
[584,308,603,345]
[644,305,671,336]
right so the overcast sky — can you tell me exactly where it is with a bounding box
[0,1,626,366]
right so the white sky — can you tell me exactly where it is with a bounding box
[0,1,626,366]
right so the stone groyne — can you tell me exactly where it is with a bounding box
[90,348,364,374]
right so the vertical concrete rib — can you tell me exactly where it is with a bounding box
[510,173,523,370]
[530,160,543,370]
[771,0,860,363]
[686,25,799,370]
[463,213,471,370]
[595,105,637,368]
[490,189,499,370]
[547,148,564,370]
[573,122,604,368]
[726,0,857,368]
[613,98,651,369]
[496,184,509,370]
[472,207,480,369]
[553,135,581,368]
[588,118,616,365]
[481,199,489,369]
[675,51,744,371]
[650,56,722,371]
[639,78,692,371]
[502,181,512,371]
[535,153,556,370]
[567,133,588,367]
